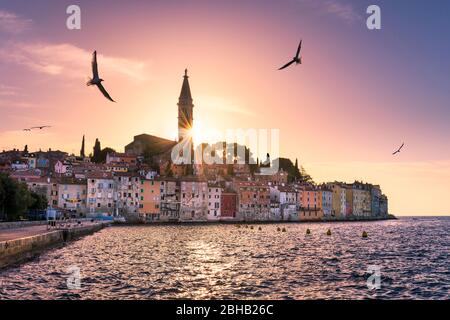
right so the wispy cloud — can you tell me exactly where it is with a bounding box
[298,0,363,24]
[323,0,362,23]
[0,10,32,34]
[0,84,21,97]
[0,42,149,81]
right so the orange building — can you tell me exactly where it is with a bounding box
[139,179,161,220]
[233,180,270,220]
[299,187,323,221]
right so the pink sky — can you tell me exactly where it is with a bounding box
[1,1,449,215]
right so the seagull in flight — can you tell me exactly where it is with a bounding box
[87,51,115,102]
[30,126,51,130]
[392,142,404,155]
[23,128,31,131]
[279,40,303,70]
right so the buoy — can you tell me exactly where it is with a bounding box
[362,231,368,238]
[258,226,262,231]
[306,228,311,235]
[282,227,286,232]
[326,229,331,236]
[277,227,281,232]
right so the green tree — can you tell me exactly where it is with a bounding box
[98,147,116,163]
[294,158,301,180]
[0,173,34,221]
[29,192,48,210]
[300,165,314,184]
[92,138,102,163]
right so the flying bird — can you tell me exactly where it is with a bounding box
[87,51,115,102]
[279,40,303,70]
[392,142,404,155]
[23,128,31,131]
[30,126,51,130]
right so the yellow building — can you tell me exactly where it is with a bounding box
[327,183,347,218]
[139,179,161,220]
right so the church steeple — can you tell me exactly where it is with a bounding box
[179,68,193,105]
[178,68,194,142]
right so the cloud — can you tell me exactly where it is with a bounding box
[0,42,149,81]
[298,0,363,24]
[0,85,20,97]
[0,10,32,34]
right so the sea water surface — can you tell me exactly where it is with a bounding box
[0,217,449,299]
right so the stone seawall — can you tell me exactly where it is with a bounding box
[0,222,110,269]
[0,220,48,230]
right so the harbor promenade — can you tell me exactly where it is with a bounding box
[0,220,111,269]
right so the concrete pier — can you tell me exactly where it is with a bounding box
[0,221,110,269]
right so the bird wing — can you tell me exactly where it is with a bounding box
[278,59,295,70]
[296,40,302,58]
[399,142,404,150]
[96,83,115,102]
[92,51,99,78]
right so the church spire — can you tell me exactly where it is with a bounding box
[179,68,193,105]
[177,68,194,143]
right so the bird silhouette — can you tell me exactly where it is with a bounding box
[87,51,115,102]
[30,126,51,130]
[279,40,302,70]
[23,128,31,131]
[392,142,404,155]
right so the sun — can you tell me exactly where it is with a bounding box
[188,120,222,146]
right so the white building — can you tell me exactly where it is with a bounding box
[57,179,87,215]
[114,173,141,217]
[270,186,298,220]
[180,177,208,221]
[86,173,115,216]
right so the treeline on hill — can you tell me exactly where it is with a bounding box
[91,138,116,164]
[278,158,314,183]
[0,173,48,221]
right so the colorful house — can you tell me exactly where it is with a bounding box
[139,178,161,221]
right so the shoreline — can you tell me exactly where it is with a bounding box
[0,222,110,270]
[113,215,397,226]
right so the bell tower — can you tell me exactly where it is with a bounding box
[178,69,194,142]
